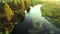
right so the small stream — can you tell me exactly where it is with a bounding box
[15,4,60,34]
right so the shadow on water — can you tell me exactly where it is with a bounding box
[10,4,60,34]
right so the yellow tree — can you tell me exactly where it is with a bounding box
[4,3,14,21]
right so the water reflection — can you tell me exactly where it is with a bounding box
[12,4,60,34]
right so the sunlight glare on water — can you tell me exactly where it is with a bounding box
[29,4,45,22]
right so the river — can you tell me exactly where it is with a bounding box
[12,4,60,34]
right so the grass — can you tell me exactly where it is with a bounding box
[0,32,3,34]
[41,2,60,28]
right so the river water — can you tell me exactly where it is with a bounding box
[14,4,60,34]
